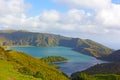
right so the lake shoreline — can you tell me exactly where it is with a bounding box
[8,46,107,76]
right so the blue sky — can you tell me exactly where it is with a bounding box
[0,0,120,49]
[112,0,120,4]
[26,0,120,16]
[26,0,68,16]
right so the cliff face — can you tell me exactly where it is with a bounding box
[0,30,112,58]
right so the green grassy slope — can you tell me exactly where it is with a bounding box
[0,47,69,80]
[0,58,41,80]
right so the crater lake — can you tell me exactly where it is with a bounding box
[9,46,106,76]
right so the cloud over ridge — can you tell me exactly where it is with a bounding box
[0,0,120,48]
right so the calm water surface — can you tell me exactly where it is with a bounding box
[9,46,105,76]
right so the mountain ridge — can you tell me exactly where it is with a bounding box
[0,30,112,58]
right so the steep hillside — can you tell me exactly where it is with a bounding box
[0,30,112,58]
[100,50,120,62]
[81,63,120,74]
[73,39,112,58]
[71,62,120,80]
[0,47,69,80]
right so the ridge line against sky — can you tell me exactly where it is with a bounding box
[0,0,120,49]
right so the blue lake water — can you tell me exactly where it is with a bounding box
[9,46,106,76]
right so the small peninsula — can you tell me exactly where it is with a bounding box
[40,56,68,63]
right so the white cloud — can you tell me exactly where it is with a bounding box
[53,0,120,27]
[40,10,60,22]
[63,9,85,24]
[0,0,30,29]
[96,4,120,27]
[20,9,83,31]
[0,0,27,15]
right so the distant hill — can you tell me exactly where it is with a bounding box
[100,50,120,62]
[0,30,28,33]
[0,46,69,80]
[71,62,120,80]
[81,62,120,74]
[0,30,112,58]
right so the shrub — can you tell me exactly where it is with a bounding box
[18,67,33,75]
[34,71,44,78]
[72,73,96,80]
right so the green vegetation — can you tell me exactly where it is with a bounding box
[94,74,120,80]
[0,54,41,80]
[73,39,112,58]
[40,56,68,63]
[18,67,33,75]
[0,46,69,80]
[34,71,45,79]
[71,62,120,80]
[0,30,112,58]
[71,73,96,80]
[71,73,120,80]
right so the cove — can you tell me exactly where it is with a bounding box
[9,46,106,76]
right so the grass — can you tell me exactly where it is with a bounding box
[0,47,69,80]
[0,58,40,80]
[71,72,120,80]
[94,74,120,80]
